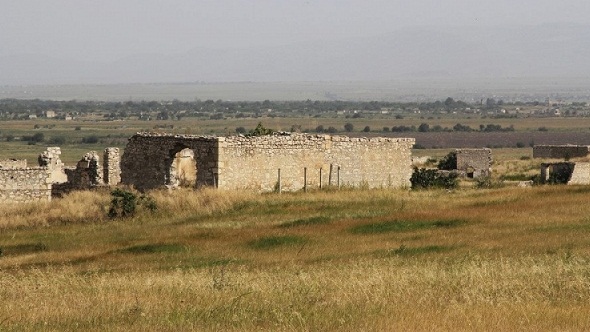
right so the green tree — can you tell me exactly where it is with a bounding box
[418,123,430,132]
[344,123,354,132]
[32,132,45,142]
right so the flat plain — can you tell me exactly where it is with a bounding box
[2,112,590,330]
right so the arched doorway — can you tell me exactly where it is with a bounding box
[167,147,197,188]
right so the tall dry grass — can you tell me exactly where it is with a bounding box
[2,255,590,331]
[2,185,590,330]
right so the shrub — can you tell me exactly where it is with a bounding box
[437,151,457,170]
[344,123,354,132]
[49,136,66,145]
[410,167,458,190]
[32,132,45,142]
[82,135,99,144]
[249,122,274,136]
[363,126,371,132]
[108,188,157,219]
[235,126,247,134]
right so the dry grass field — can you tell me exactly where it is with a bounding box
[2,185,590,330]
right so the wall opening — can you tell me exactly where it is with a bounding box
[167,146,197,188]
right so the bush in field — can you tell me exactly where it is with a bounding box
[82,135,99,144]
[249,122,274,136]
[410,167,458,190]
[108,188,157,219]
[49,136,66,145]
[437,151,457,170]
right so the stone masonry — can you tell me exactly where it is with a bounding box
[455,148,492,178]
[121,132,415,192]
[533,145,590,159]
[1,147,122,203]
[0,167,52,203]
[0,159,28,169]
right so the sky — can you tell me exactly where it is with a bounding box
[1,0,590,84]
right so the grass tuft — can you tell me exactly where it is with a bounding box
[278,216,331,228]
[118,243,186,254]
[386,244,454,256]
[247,235,308,250]
[350,219,466,234]
[0,242,48,256]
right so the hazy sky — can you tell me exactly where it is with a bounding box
[2,0,590,62]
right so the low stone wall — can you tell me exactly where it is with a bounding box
[0,168,52,203]
[0,159,27,169]
[533,145,589,159]
[121,132,415,192]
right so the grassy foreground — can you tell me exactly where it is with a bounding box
[2,186,590,330]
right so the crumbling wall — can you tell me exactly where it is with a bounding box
[533,145,589,159]
[121,132,415,192]
[65,151,103,188]
[38,147,67,183]
[540,162,575,184]
[103,148,121,186]
[0,168,52,203]
[0,159,27,169]
[568,162,590,185]
[121,133,218,191]
[455,148,492,178]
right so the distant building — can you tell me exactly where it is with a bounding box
[46,110,56,118]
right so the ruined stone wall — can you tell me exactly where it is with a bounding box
[219,134,415,191]
[0,159,27,169]
[455,148,492,178]
[120,133,218,191]
[38,147,67,183]
[568,162,590,185]
[120,133,415,192]
[533,145,589,159]
[0,168,52,203]
[103,148,121,186]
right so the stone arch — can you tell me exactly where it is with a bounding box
[166,144,197,188]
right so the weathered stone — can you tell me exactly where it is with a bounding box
[533,145,589,159]
[121,132,415,192]
[455,148,493,178]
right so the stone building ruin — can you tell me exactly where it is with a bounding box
[533,145,590,185]
[120,132,415,192]
[533,145,590,159]
[0,147,121,203]
[1,132,415,202]
[455,148,493,178]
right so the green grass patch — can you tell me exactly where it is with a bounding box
[279,216,331,228]
[350,219,466,234]
[118,243,187,254]
[0,242,48,256]
[385,244,454,256]
[247,235,308,250]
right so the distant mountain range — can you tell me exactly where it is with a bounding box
[2,23,590,85]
